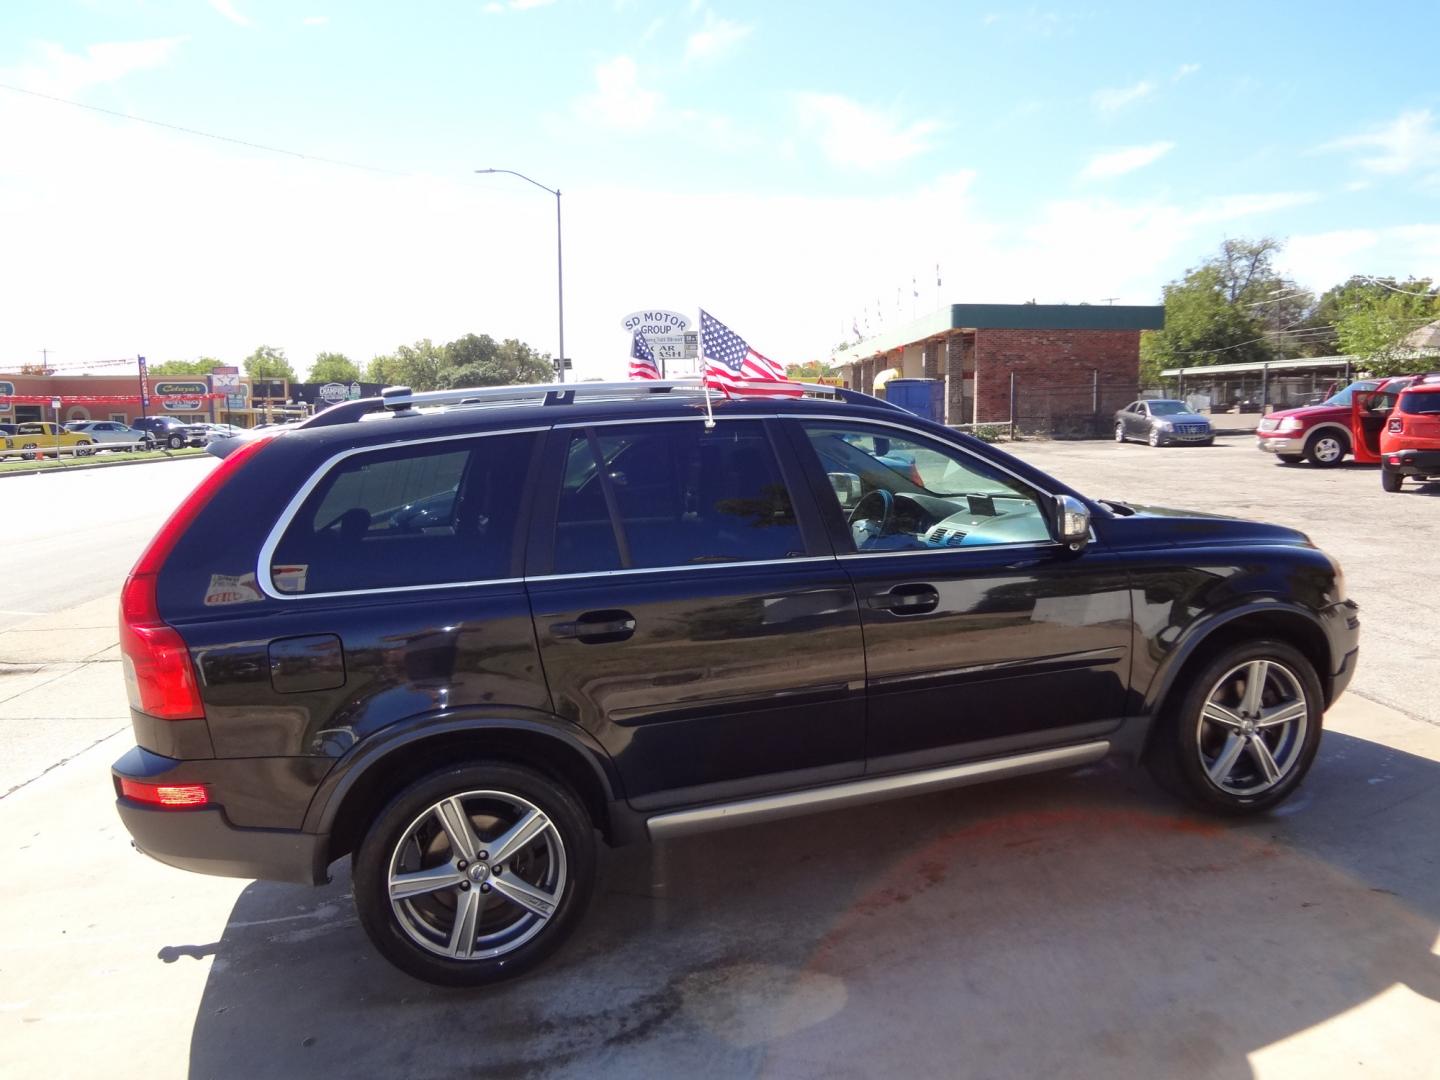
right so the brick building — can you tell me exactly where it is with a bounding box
[0,370,281,427]
[833,303,1164,434]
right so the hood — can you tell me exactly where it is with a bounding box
[1263,403,1347,423]
[1097,501,1311,549]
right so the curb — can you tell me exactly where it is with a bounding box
[0,450,208,480]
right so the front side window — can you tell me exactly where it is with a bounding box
[552,420,803,573]
[803,423,1052,552]
[270,433,535,594]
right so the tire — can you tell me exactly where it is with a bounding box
[1114,422,1126,444]
[167,433,184,450]
[1199,438,1215,447]
[21,442,37,461]
[76,441,93,457]
[1147,639,1324,815]
[1381,468,1403,493]
[1277,454,1304,465]
[1148,427,1164,447]
[1304,429,1348,468]
[352,761,596,987]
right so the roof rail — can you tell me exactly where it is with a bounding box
[300,378,898,428]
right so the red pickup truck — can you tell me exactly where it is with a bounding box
[1256,377,1415,467]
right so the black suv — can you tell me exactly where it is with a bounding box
[111,381,1359,986]
[131,415,201,449]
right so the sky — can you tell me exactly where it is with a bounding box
[2,0,1438,381]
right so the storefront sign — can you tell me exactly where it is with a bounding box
[0,381,13,413]
[319,382,350,404]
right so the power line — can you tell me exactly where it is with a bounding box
[1362,275,1438,298]
[0,81,409,177]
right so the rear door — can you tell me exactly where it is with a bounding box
[788,418,1133,772]
[525,416,866,811]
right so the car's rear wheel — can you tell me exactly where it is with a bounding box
[1148,640,1323,814]
[1277,453,1304,464]
[20,442,37,460]
[76,441,93,456]
[352,762,596,987]
[1304,430,1347,467]
[1381,468,1403,493]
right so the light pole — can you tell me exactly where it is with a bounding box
[476,168,565,383]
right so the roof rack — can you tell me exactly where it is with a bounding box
[300,379,901,428]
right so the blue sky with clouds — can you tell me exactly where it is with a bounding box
[2,1,1437,377]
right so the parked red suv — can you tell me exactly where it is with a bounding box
[1379,376,1440,491]
[1256,378,1414,467]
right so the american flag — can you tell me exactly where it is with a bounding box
[699,310,801,397]
[628,331,660,380]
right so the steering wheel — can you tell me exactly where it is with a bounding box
[847,488,895,547]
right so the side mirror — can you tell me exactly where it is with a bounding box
[1054,494,1090,550]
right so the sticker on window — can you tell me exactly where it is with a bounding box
[204,572,264,606]
[272,564,308,594]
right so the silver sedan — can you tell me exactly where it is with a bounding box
[1114,399,1214,447]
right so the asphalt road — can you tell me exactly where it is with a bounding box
[2,434,1438,1079]
[0,457,215,632]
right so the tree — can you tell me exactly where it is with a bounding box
[244,345,297,382]
[150,358,218,375]
[443,334,552,387]
[1139,237,1310,382]
[1335,278,1440,376]
[786,360,839,380]
[308,352,361,383]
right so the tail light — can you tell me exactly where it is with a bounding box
[119,436,273,720]
[118,778,209,808]
[1388,417,1403,434]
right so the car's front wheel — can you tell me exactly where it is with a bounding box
[1148,427,1164,447]
[352,762,596,987]
[1305,430,1348,467]
[1148,640,1323,815]
[166,433,185,450]
[1114,422,1126,444]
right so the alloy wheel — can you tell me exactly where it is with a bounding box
[1312,436,1343,464]
[1196,659,1309,796]
[386,789,567,961]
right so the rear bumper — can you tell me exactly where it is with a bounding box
[112,746,329,885]
[1381,449,1440,475]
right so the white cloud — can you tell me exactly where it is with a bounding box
[574,56,662,131]
[1321,109,1440,175]
[1,37,186,96]
[639,17,665,45]
[793,92,941,170]
[685,12,753,61]
[1283,226,1440,294]
[1173,63,1200,81]
[510,0,558,8]
[1186,190,1320,222]
[1079,141,1175,180]
[483,2,504,11]
[207,0,251,27]
[302,15,329,27]
[1092,79,1154,112]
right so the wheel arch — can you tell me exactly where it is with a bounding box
[308,712,630,870]
[1140,602,1333,759]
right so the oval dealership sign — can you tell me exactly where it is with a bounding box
[622,310,691,336]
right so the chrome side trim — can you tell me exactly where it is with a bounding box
[645,741,1110,840]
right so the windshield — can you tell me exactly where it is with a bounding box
[1147,400,1187,416]
[1323,381,1379,407]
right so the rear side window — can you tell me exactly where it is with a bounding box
[271,433,536,594]
[1400,391,1440,415]
[551,420,803,573]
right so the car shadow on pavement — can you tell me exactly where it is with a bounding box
[184,729,1440,1080]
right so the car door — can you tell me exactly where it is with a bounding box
[787,417,1133,772]
[525,416,866,811]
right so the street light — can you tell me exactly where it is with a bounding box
[475,168,565,383]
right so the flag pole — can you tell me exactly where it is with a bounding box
[699,307,716,429]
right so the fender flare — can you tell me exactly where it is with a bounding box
[1140,597,1331,722]
[301,706,623,838]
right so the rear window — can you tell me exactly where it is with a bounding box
[1400,391,1440,415]
[270,433,536,594]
